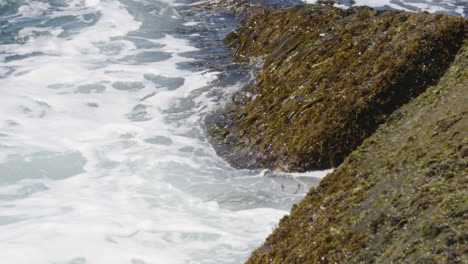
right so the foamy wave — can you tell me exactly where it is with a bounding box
[0,0,306,263]
[303,0,467,17]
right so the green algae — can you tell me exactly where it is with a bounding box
[207,5,466,171]
[246,42,468,264]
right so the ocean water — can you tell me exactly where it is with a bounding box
[305,0,468,17]
[0,0,464,263]
[0,0,329,263]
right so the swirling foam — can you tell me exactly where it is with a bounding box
[0,0,328,263]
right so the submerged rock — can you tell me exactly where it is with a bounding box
[246,42,468,263]
[206,5,466,171]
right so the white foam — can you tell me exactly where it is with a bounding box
[17,1,50,18]
[183,21,202,26]
[0,0,304,263]
[303,0,467,17]
[352,0,412,11]
[85,0,101,7]
[288,168,334,179]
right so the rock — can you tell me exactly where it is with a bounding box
[246,42,468,264]
[206,5,466,171]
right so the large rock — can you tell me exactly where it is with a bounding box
[246,42,468,263]
[207,5,466,171]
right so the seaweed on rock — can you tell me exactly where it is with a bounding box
[207,5,466,171]
[246,41,468,264]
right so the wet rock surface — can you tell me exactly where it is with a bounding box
[246,41,468,264]
[206,5,466,171]
[199,2,468,263]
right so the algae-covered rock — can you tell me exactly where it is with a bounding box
[246,42,468,263]
[207,5,466,171]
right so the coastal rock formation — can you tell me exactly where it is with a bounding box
[246,42,468,264]
[203,3,467,263]
[206,5,466,171]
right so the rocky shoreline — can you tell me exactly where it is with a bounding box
[246,42,468,263]
[202,1,467,263]
[206,4,466,171]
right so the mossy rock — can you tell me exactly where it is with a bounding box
[207,5,466,171]
[246,42,468,263]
